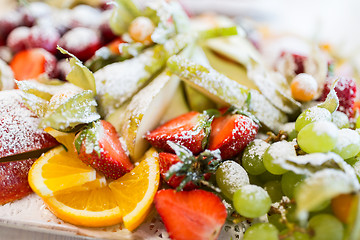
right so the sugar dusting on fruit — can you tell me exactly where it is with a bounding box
[0,90,57,158]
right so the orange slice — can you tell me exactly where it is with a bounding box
[109,148,160,231]
[29,146,98,197]
[28,146,160,229]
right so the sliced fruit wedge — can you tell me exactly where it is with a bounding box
[28,146,98,197]
[28,146,160,229]
[109,148,160,231]
[167,55,288,132]
[95,33,192,117]
[117,72,181,161]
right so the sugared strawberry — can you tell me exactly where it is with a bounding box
[154,189,227,240]
[74,120,134,179]
[10,48,58,81]
[99,10,118,44]
[146,111,211,155]
[208,114,258,160]
[159,152,198,190]
[319,77,357,118]
[6,26,31,53]
[28,26,60,54]
[58,27,101,61]
[0,159,36,205]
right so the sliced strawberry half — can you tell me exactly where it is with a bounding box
[208,114,258,160]
[74,120,133,180]
[145,111,210,155]
[10,48,58,81]
[154,189,227,240]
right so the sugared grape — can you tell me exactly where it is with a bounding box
[258,171,282,183]
[268,214,286,231]
[263,180,283,203]
[331,111,349,129]
[297,121,338,153]
[281,171,306,199]
[243,223,279,240]
[242,139,270,175]
[233,184,271,218]
[295,107,331,132]
[332,129,360,160]
[216,160,249,200]
[307,214,344,240]
[263,141,295,175]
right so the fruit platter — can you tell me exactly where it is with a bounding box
[1,0,360,239]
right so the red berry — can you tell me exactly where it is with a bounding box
[159,152,198,190]
[99,10,118,44]
[10,48,58,81]
[58,27,101,61]
[0,11,23,45]
[28,26,60,54]
[146,111,208,155]
[319,77,357,118]
[208,114,258,160]
[6,26,31,53]
[0,159,36,205]
[75,120,134,179]
[280,51,307,75]
[154,189,227,240]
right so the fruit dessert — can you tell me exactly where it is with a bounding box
[1,0,360,240]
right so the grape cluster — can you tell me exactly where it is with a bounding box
[214,94,360,239]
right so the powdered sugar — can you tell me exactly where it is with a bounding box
[292,73,318,94]
[0,90,58,158]
[311,120,338,138]
[217,160,249,196]
[59,27,99,50]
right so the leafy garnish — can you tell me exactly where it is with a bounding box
[40,90,100,132]
[166,141,221,191]
[317,78,339,113]
[198,26,238,40]
[57,46,97,94]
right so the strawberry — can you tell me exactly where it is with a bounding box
[319,77,357,118]
[208,114,258,160]
[0,159,36,205]
[145,111,211,155]
[159,152,212,190]
[10,48,58,81]
[74,120,134,180]
[154,189,227,240]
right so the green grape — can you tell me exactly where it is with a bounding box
[281,171,306,199]
[258,171,282,183]
[332,129,360,159]
[268,214,286,231]
[248,174,263,186]
[264,180,283,203]
[242,139,270,175]
[280,230,310,240]
[285,203,298,223]
[295,106,331,132]
[216,160,249,200]
[307,214,344,240]
[297,121,338,153]
[281,122,297,141]
[356,115,360,129]
[233,185,271,218]
[331,111,350,129]
[263,141,295,175]
[243,223,279,240]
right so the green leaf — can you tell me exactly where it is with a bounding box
[57,46,96,94]
[20,91,48,117]
[40,90,100,132]
[295,169,359,223]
